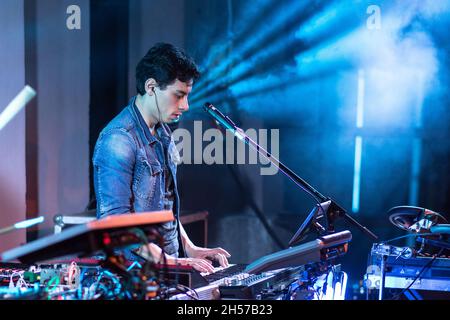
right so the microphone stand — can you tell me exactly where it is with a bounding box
[204,103,378,241]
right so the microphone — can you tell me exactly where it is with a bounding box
[203,102,238,132]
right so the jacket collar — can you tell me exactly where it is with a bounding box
[128,96,172,147]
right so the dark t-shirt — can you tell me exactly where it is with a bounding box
[134,106,179,257]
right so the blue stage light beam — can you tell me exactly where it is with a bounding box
[191,0,448,128]
[192,0,330,101]
[192,0,357,106]
[196,0,276,77]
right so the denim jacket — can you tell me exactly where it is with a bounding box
[93,96,182,256]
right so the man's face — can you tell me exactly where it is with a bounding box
[154,79,192,123]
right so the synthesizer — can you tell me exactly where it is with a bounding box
[169,230,352,300]
[168,264,302,300]
[157,263,247,290]
[365,244,450,293]
[218,266,304,300]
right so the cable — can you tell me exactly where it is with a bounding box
[91,271,104,299]
[102,270,122,299]
[389,248,444,300]
[380,233,436,245]
[67,261,79,289]
[126,261,142,272]
[44,275,60,295]
[77,268,87,300]
[153,88,162,125]
[9,271,27,290]
[176,284,199,300]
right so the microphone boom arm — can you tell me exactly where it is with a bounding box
[203,102,378,240]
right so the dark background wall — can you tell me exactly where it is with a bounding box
[89,0,129,203]
[128,0,185,98]
[33,0,90,238]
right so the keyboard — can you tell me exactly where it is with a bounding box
[203,264,247,283]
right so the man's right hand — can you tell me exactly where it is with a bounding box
[167,256,215,274]
[139,243,217,274]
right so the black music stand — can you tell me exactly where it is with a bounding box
[288,200,355,247]
[288,201,330,246]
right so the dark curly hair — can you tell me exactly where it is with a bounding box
[135,43,200,95]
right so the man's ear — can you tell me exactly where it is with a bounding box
[145,78,158,95]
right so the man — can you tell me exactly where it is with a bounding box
[93,43,230,273]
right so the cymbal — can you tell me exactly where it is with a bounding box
[388,206,448,232]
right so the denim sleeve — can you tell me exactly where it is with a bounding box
[93,129,136,218]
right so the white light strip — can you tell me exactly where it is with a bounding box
[0,85,36,131]
[352,136,363,213]
[352,69,365,213]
